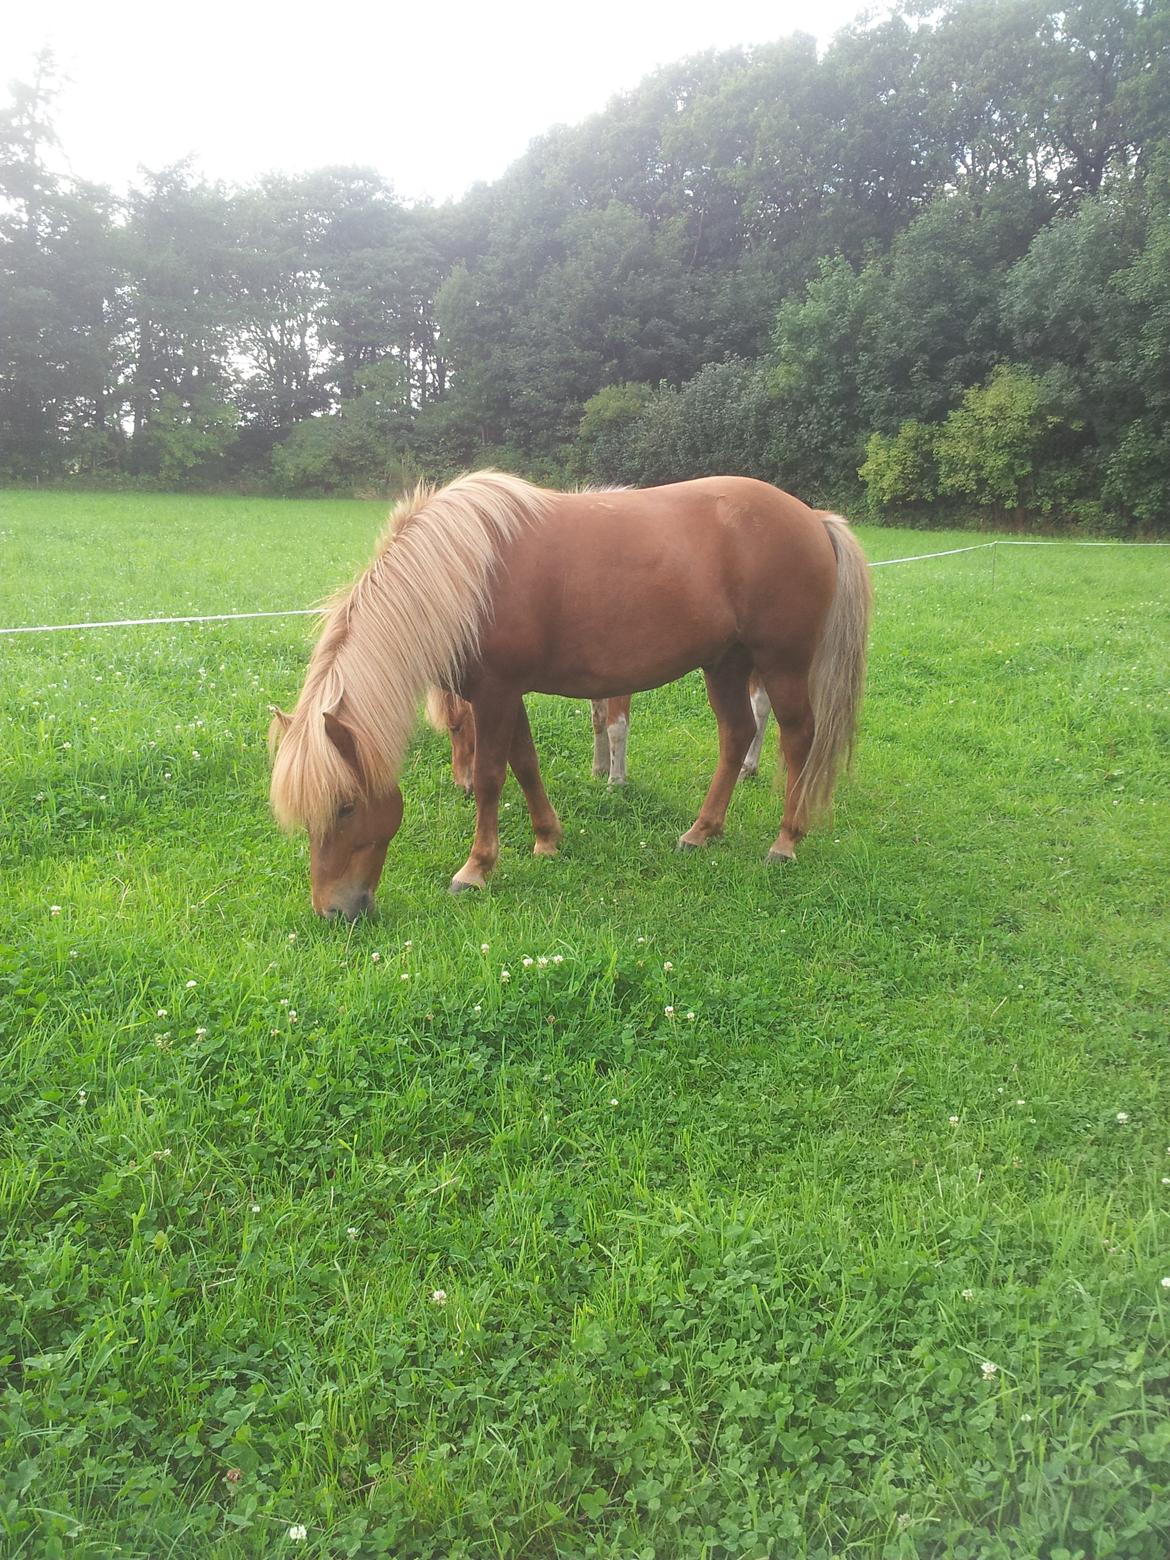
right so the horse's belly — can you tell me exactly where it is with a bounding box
[528,611,733,698]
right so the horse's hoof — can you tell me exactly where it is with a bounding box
[449,876,480,894]
[766,849,796,866]
[676,838,700,852]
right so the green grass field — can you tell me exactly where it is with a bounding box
[1,489,1168,1559]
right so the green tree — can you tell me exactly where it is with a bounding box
[0,54,124,478]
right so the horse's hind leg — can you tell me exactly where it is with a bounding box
[678,658,756,850]
[758,667,815,863]
[739,678,772,779]
[509,701,563,857]
[606,695,631,785]
[451,691,521,892]
[590,701,610,778]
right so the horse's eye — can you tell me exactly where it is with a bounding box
[337,803,356,820]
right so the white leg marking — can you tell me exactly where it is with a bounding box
[741,686,772,777]
[607,714,629,785]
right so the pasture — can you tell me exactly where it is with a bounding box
[1,489,1168,1559]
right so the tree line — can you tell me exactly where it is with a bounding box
[2,0,1168,530]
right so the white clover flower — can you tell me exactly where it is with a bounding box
[403,939,413,950]
[1162,1277,1170,1290]
[686,1011,695,1021]
[430,1288,448,1305]
[552,954,564,964]
[347,1226,359,1239]
[961,1288,975,1300]
[500,969,511,982]
[609,1098,618,1107]
[663,961,673,972]
[948,1115,960,1124]
[371,952,381,963]
[537,956,549,967]
[186,979,197,988]
[1162,1177,1170,1186]
[1016,1098,1026,1105]
[77,1088,87,1104]
[480,942,490,954]
[1116,1112,1130,1123]
[250,1203,261,1213]
[50,904,62,916]
[288,1010,298,1023]
[157,1008,168,1018]
[981,1361,998,1379]
[400,973,410,982]
[288,1525,308,1542]
[664,1005,675,1018]
[636,936,645,945]
[522,957,534,968]
[473,1003,482,1014]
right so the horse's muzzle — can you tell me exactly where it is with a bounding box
[323,889,375,922]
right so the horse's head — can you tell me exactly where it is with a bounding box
[269,707,404,920]
[447,697,475,797]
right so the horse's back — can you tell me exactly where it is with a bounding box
[477,476,839,696]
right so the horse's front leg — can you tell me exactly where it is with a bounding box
[450,691,520,893]
[509,701,562,857]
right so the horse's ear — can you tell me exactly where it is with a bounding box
[267,706,292,755]
[323,710,363,781]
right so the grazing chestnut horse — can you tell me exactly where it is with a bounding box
[428,688,635,787]
[430,681,770,788]
[269,472,871,918]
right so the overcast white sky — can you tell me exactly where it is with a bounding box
[6,0,874,204]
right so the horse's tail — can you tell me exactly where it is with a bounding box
[799,514,873,824]
[425,686,460,732]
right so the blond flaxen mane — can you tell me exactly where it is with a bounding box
[269,471,553,833]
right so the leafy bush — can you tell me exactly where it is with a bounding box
[135,393,239,489]
[572,383,654,483]
[581,361,775,488]
[859,421,939,515]
[935,367,1059,509]
[270,363,418,496]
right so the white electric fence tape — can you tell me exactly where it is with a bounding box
[1,539,1166,636]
